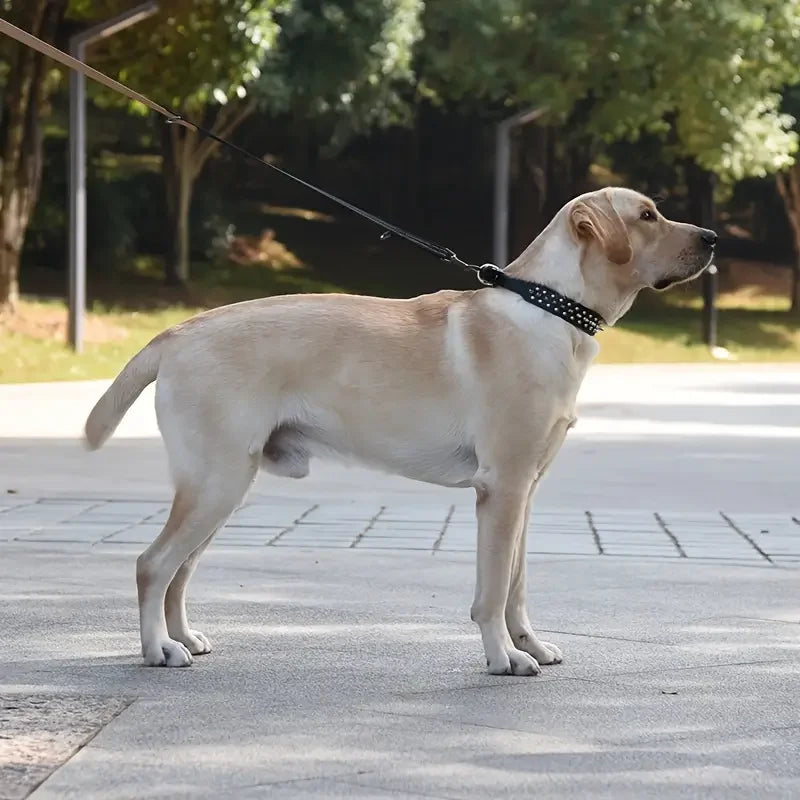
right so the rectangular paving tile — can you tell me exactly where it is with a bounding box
[273,541,354,549]
[5,499,799,569]
[21,526,127,543]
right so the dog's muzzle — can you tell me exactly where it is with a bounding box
[653,228,717,291]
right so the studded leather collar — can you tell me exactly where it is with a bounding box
[477,265,605,336]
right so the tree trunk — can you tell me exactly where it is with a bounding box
[0,189,24,313]
[775,166,800,315]
[172,167,193,285]
[0,0,67,312]
[510,123,549,259]
[162,123,197,285]
[160,101,254,284]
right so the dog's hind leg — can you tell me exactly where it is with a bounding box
[136,459,257,667]
[164,532,218,655]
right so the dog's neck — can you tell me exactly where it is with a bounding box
[504,220,640,327]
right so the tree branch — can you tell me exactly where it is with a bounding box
[192,100,256,178]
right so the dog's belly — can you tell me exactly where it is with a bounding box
[262,422,478,488]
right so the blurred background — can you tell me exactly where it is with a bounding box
[3,0,800,382]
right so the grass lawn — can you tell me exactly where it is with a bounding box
[4,210,800,383]
[0,302,198,383]
[3,279,800,383]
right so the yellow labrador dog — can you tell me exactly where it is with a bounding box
[85,187,716,675]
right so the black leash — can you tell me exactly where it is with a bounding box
[172,118,606,335]
[166,116,481,275]
[0,16,605,336]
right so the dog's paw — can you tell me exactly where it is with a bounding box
[166,625,212,655]
[487,647,541,677]
[182,629,212,655]
[537,640,562,664]
[512,633,563,665]
[142,639,193,667]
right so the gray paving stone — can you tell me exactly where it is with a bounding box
[5,500,796,565]
[3,365,800,797]
[0,526,798,799]
[0,693,128,800]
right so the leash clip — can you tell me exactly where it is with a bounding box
[477,264,503,287]
[165,115,194,130]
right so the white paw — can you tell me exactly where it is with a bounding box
[143,639,193,667]
[512,633,563,665]
[183,629,212,655]
[538,640,562,664]
[487,647,541,676]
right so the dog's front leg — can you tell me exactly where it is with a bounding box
[504,487,563,665]
[504,416,574,666]
[471,477,540,676]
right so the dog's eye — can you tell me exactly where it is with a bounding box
[640,209,656,221]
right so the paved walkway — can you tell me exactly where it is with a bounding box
[1,364,799,799]
[2,496,799,566]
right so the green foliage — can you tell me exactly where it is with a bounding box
[56,0,800,181]
[421,0,800,181]
[70,0,282,114]
[65,0,422,141]
[259,0,423,146]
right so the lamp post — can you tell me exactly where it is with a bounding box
[493,106,547,268]
[68,2,159,352]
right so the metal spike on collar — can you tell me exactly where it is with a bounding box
[482,268,606,337]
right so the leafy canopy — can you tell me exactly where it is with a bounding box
[69,0,282,114]
[258,0,423,145]
[420,0,800,180]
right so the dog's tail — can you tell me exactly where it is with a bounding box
[84,332,168,450]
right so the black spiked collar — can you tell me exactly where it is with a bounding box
[477,265,605,336]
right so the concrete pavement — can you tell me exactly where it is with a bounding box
[2,363,800,509]
[1,363,799,798]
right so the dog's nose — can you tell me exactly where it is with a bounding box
[700,228,718,248]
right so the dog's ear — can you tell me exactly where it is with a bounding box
[570,193,633,265]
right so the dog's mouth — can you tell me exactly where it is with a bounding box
[653,255,714,291]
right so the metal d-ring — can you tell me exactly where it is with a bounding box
[477,264,503,286]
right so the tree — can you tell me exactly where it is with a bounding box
[260,0,422,156]
[0,0,68,312]
[776,87,800,313]
[776,166,800,312]
[101,0,422,284]
[253,0,424,230]
[92,0,281,283]
[419,0,800,246]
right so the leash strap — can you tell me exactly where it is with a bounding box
[1,16,605,335]
[0,18,180,122]
[0,17,463,268]
[174,115,461,263]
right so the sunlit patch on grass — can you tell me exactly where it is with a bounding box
[256,204,335,222]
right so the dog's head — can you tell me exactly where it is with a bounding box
[568,187,716,298]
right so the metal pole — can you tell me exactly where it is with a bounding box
[492,107,546,269]
[68,42,86,352]
[493,122,511,268]
[700,170,717,349]
[702,264,718,347]
[67,2,159,352]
